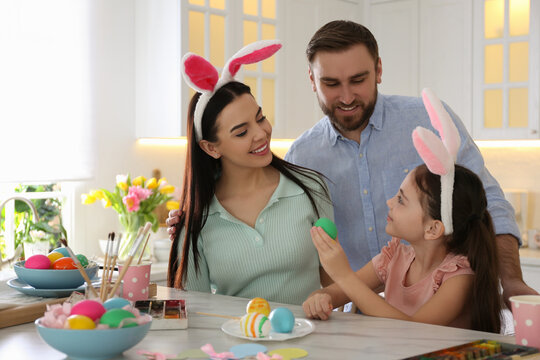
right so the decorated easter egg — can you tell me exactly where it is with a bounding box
[240,312,271,338]
[46,252,64,265]
[52,257,77,270]
[25,254,51,269]
[314,217,338,240]
[65,314,96,330]
[269,307,295,333]
[103,297,131,310]
[51,247,70,257]
[76,254,89,267]
[99,308,138,328]
[246,297,271,317]
[71,300,106,321]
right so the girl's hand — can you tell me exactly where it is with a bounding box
[311,227,354,282]
[302,292,333,320]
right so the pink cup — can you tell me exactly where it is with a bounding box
[510,295,540,349]
[118,261,152,301]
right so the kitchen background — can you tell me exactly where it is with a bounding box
[1,0,539,289]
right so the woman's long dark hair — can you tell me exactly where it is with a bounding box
[414,164,501,333]
[167,81,330,289]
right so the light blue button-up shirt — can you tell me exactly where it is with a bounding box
[286,93,520,271]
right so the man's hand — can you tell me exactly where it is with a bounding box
[166,209,181,241]
[497,234,539,309]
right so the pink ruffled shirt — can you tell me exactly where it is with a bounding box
[371,238,474,317]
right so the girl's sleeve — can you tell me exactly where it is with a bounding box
[371,238,401,283]
[179,230,212,293]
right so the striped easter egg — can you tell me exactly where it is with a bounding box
[239,312,271,338]
[246,297,271,316]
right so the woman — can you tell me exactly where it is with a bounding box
[167,40,333,305]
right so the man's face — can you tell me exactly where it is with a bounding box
[309,44,382,134]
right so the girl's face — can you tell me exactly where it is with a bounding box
[207,93,273,169]
[385,170,428,241]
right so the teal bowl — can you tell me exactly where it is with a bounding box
[35,318,151,360]
[14,260,99,289]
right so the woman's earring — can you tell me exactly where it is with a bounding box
[213,153,221,159]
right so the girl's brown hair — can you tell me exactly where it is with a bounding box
[414,164,501,333]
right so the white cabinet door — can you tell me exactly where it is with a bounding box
[367,0,419,97]
[366,0,473,132]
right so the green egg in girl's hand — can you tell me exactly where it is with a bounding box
[314,218,337,240]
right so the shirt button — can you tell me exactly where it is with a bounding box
[259,218,264,224]
[255,236,261,242]
[368,227,373,232]
[404,168,409,173]
[363,189,368,195]
[359,153,363,158]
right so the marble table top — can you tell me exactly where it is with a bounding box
[0,286,514,360]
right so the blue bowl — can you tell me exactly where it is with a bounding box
[35,318,151,360]
[14,260,99,289]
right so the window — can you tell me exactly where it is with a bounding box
[182,0,279,126]
[473,0,540,139]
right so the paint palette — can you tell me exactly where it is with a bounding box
[403,339,539,360]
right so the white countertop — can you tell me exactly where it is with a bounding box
[520,248,540,266]
[0,286,515,360]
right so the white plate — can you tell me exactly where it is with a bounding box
[221,318,314,341]
[7,278,89,298]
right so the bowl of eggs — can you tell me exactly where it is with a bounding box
[14,248,98,289]
[36,298,152,360]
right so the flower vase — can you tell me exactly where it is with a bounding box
[117,215,152,262]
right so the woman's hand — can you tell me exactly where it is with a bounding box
[166,209,181,241]
[302,292,333,320]
[311,227,354,282]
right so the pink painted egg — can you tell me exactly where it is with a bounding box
[71,300,106,321]
[24,254,51,269]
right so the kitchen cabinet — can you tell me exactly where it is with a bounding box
[366,0,473,132]
[520,248,540,293]
[366,0,540,140]
[134,0,364,139]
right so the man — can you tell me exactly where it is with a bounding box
[283,20,537,306]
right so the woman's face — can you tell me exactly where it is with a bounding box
[207,93,273,169]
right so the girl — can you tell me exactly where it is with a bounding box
[168,40,333,305]
[303,89,502,333]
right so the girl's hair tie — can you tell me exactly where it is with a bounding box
[181,40,282,141]
[412,88,461,234]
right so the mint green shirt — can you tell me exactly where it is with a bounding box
[181,172,333,305]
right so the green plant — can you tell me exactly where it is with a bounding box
[0,184,67,259]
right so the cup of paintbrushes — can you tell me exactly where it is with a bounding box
[117,261,152,301]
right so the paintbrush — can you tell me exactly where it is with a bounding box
[195,312,240,320]
[100,232,114,301]
[137,232,151,265]
[60,239,99,298]
[106,222,152,300]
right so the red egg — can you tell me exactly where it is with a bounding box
[25,254,51,269]
[52,257,77,270]
[71,300,106,321]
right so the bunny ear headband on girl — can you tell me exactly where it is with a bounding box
[181,39,282,141]
[412,88,461,235]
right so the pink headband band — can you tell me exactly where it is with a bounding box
[181,40,282,141]
[412,88,461,235]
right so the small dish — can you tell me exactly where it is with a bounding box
[221,318,315,341]
[7,278,88,298]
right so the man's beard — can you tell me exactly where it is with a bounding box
[319,89,377,133]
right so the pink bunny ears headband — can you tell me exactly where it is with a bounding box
[181,40,282,141]
[412,88,461,235]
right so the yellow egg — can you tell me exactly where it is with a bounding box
[246,297,271,317]
[66,314,96,330]
[47,252,64,265]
